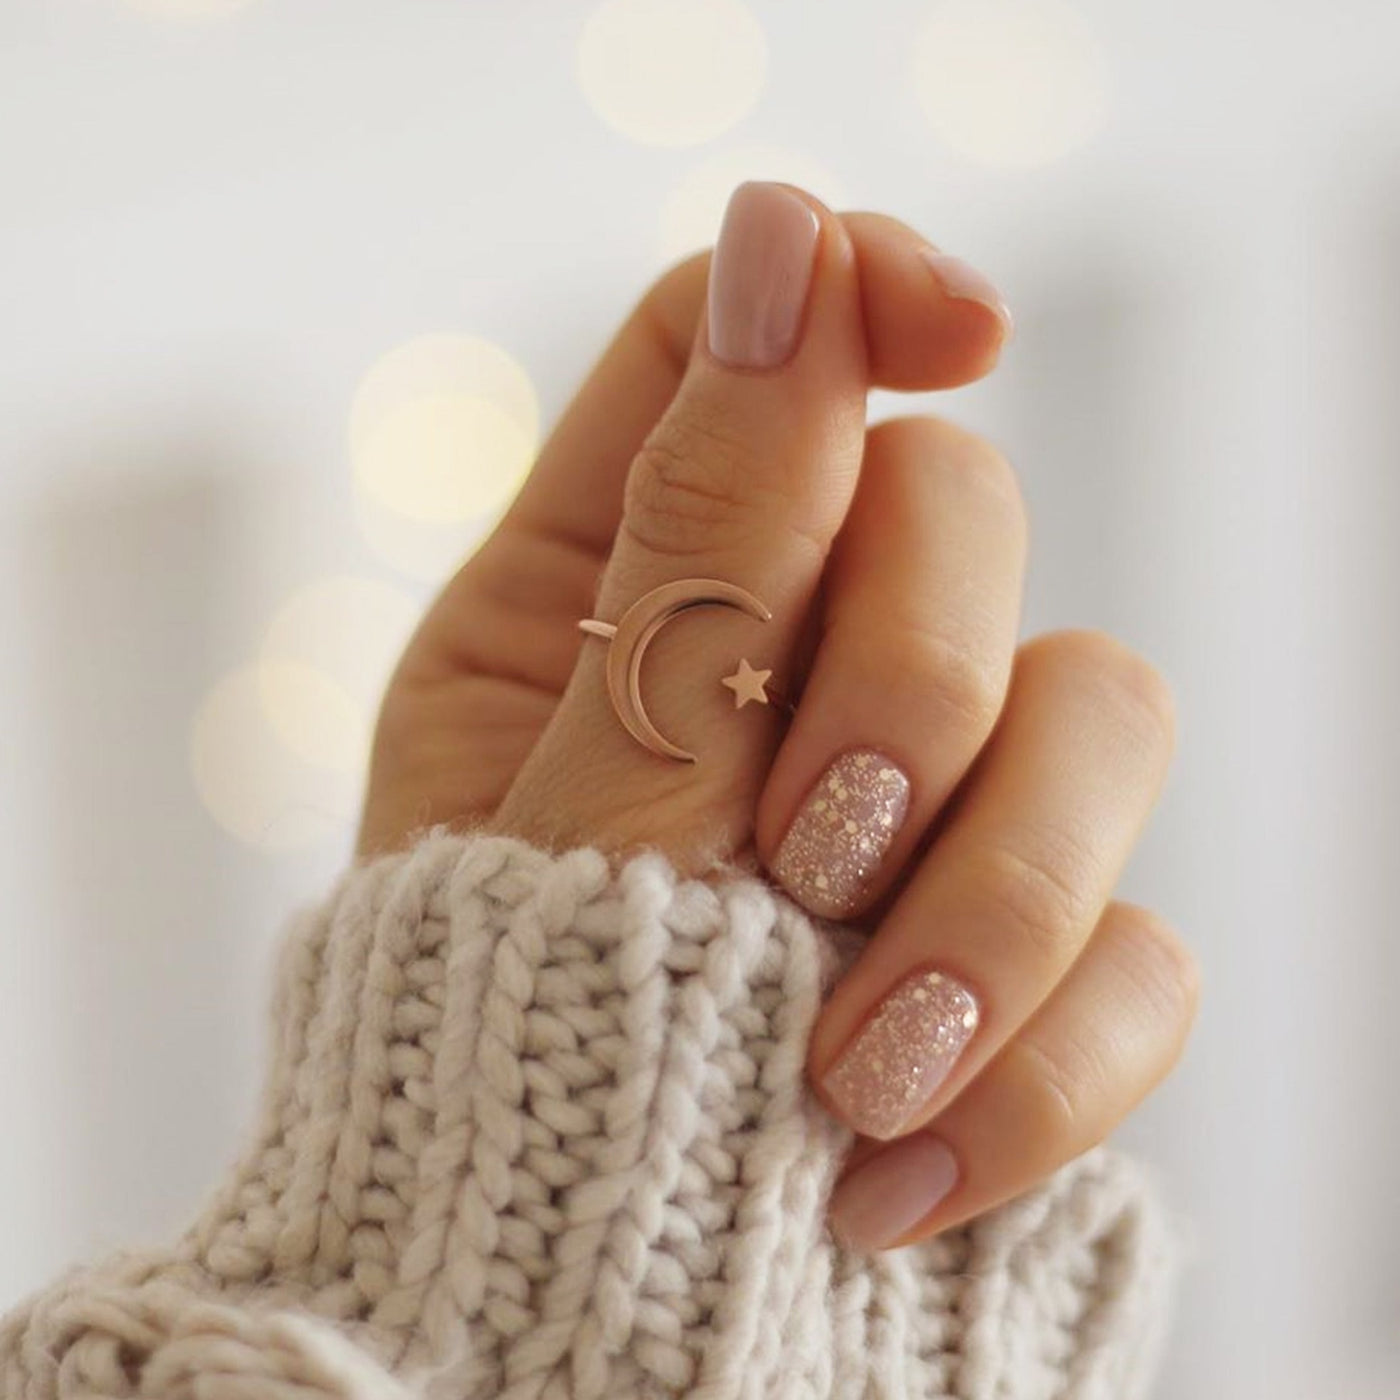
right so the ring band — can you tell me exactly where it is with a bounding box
[578,577,790,764]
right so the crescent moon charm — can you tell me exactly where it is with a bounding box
[578,578,772,763]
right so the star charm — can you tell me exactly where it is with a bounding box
[721,658,773,709]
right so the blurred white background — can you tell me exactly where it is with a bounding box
[2,2,1397,1397]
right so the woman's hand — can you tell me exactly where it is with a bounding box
[357,190,1002,859]
[358,182,1199,1253]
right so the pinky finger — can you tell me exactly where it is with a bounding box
[826,901,1201,1252]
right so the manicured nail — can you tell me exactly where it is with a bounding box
[922,249,1014,341]
[820,967,980,1141]
[829,1133,959,1252]
[707,182,821,370]
[771,749,910,918]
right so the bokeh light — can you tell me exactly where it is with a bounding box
[913,0,1109,169]
[351,491,478,585]
[350,334,539,527]
[657,146,847,265]
[189,667,360,852]
[259,575,421,773]
[577,0,767,148]
[253,662,363,776]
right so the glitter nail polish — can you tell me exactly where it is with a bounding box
[771,750,910,918]
[820,968,980,1141]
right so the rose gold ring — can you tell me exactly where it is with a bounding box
[578,577,792,764]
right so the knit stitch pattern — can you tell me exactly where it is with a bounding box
[0,830,1178,1399]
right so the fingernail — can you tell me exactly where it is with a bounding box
[771,749,910,918]
[829,1133,959,1252]
[708,182,821,370]
[921,249,1015,341]
[820,967,980,1141]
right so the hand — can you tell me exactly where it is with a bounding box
[357,190,999,858]
[358,182,1199,1252]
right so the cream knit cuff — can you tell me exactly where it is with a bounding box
[0,829,1181,1399]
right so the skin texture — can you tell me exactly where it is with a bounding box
[357,186,1200,1251]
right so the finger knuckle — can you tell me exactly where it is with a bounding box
[824,602,1008,748]
[622,415,767,559]
[965,832,1094,966]
[909,629,1007,742]
[876,416,1026,523]
[1106,902,1203,1035]
[1000,1035,1092,1147]
[1030,628,1177,756]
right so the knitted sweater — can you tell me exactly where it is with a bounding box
[0,829,1179,1400]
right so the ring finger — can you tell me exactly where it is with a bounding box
[806,626,1177,1141]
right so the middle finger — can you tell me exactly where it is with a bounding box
[757,414,1028,920]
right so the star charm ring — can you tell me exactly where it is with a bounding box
[578,578,793,764]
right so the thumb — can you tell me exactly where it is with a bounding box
[496,181,868,866]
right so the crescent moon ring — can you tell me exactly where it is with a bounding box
[578,578,773,764]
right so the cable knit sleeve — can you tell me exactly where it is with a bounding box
[0,829,1181,1400]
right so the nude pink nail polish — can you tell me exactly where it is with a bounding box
[820,967,980,1141]
[707,182,821,370]
[829,1132,959,1252]
[921,249,1015,341]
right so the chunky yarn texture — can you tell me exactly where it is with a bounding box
[0,830,1179,1399]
